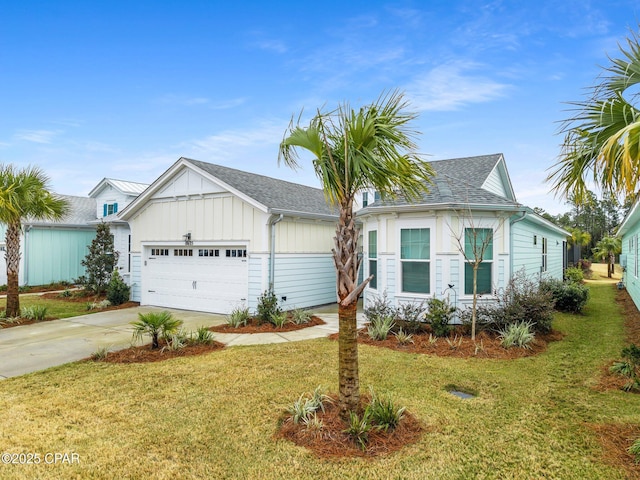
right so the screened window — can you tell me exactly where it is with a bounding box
[400,228,430,294]
[464,228,493,295]
[368,231,377,290]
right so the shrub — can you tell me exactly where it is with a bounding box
[499,321,536,349]
[190,326,215,345]
[269,311,288,328]
[367,387,405,432]
[629,437,640,463]
[367,315,395,340]
[564,267,584,284]
[256,288,281,324]
[290,308,312,325]
[57,289,72,298]
[540,278,589,314]
[344,410,374,451]
[395,301,426,333]
[424,297,456,337]
[610,344,640,392]
[164,329,189,351]
[394,328,414,345]
[227,306,250,328]
[576,258,593,279]
[131,311,183,349]
[106,269,130,305]
[364,292,395,324]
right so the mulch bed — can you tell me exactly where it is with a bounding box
[209,316,325,334]
[329,327,563,359]
[95,340,225,364]
[276,394,424,458]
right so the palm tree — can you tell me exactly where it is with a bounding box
[547,28,640,200]
[0,165,68,317]
[131,311,183,349]
[567,227,592,263]
[592,236,622,278]
[278,91,434,416]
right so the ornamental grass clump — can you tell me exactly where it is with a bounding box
[290,308,312,325]
[367,316,395,341]
[286,386,331,425]
[499,321,536,349]
[227,306,250,328]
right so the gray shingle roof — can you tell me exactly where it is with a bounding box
[26,195,97,227]
[366,154,520,210]
[184,158,337,217]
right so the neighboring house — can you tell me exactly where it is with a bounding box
[357,154,569,310]
[88,178,149,284]
[618,199,640,310]
[119,157,338,314]
[0,195,97,286]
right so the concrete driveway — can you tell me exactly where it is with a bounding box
[0,303,360,380]
[0,306,226,380]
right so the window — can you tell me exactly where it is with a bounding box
[374,191,381,202]
[362,192,369,207]
[103,203,118,216]
[150,248,169,256]
[173,249,193,257]
[368,231,377,289]
[464,228,493,295]
[541,237,548,272]
[225,249,247,258]
[400,228,430,294]
[198,249,220,257]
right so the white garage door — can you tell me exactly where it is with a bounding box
[143,246,248,314]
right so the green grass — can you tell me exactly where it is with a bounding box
[0,282,638,478]
[0,295,96,319]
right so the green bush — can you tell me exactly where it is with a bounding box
[564,267,584,284]
[256,288,281,324]
[227,306,250,328]
[190,326,215,345]
[20,305,48,321]
[424,297,456,337]
[540,278,590,314]
[394,301,426,333]
[106,269,130,306]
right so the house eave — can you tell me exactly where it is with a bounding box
[357,202,522,217]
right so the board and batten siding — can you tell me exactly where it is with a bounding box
[274,220,335,253]
[128,195,268,252]
[511,216,565,280]
[26,227,96,285]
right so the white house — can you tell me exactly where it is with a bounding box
[88,178,149,283]
[358,154,569,310]
[119,157,339,314]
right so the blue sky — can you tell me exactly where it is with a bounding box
[1,1,638,214]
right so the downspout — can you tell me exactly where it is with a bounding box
[268,214,284,287]
[23,225,32,286]
[510,210,527,279]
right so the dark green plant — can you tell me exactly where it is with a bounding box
[610,344,640,392]
[564,266,584,284]
[256,288,281,324]
[395,301,426,333]
[540,278,590,314]
[131,311,183,349]
[367,387,405,432]
[424,297,456,337]
[80,222,120,295]
[106,269,130,305]
[344,409,374,451]
[190,326,215,345]
[364,292,396,325]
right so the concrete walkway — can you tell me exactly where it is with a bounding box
[0,305,365,380]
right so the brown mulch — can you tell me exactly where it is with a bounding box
[328,327,563,359]
[276,394,424,458]
[210,315,325,334]
[95,340,225,364]
[589,423,640,479]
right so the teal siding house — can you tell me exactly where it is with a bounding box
[0,196,97,286]
[617,200,640,310]
[358,154,569,311]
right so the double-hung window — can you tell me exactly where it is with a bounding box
[103,202,118,216]
[541,237,548,272]
[400,228,430,294]
[464,228,493,295]
[368,231,377,289]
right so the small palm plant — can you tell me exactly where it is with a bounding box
[131,311,183,349]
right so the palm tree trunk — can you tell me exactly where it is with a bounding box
[5,221,21,317]
[338,300,359,416]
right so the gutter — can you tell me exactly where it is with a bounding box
[268,214,284,287]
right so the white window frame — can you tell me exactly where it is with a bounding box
[396,219,435,298]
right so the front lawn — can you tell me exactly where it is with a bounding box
[0,282,638,479]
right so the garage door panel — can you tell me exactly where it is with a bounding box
[143,246,248,314]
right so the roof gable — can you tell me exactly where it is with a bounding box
[88,178,149,198]
[120,157,337,221]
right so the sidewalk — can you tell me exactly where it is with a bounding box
[0,305,365,380]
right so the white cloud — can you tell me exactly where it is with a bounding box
[407,62,511,111]
[14,129,60,144]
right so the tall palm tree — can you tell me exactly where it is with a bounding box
[0,165,68,317]
[592,236,622,278]
[568,227,592,263]
[278,91,434,416]
[547,29,640,200]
